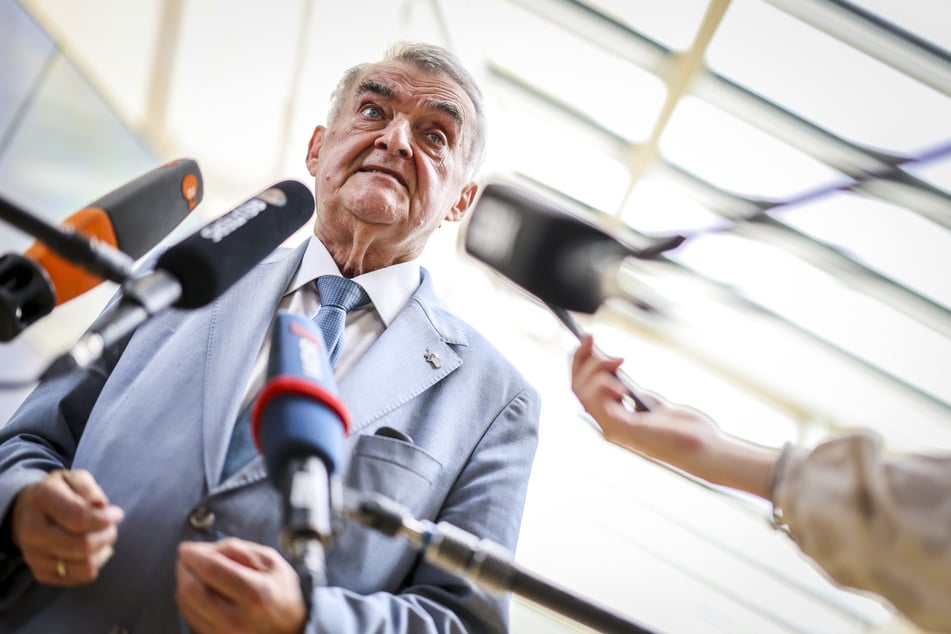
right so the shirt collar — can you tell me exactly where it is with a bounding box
[287,235,420,327]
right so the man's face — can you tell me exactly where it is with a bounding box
[306,60,479,270]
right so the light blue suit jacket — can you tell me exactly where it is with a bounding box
[0,241,540,633]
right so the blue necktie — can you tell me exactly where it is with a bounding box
[219,276,369,482]
[313,276,370,365]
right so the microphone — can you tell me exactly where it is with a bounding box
[0,254,55,342]
[0,159,203,341]
[464,182,676,412]
[251,311,350,588]
[463,182,684,315]
[345,492,657,634]
[44,180,314,375]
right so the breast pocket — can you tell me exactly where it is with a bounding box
[345,434,443,516]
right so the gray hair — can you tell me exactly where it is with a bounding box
[327,42,487,177]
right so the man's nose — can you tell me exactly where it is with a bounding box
[375,119,413,158]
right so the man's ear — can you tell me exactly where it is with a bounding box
[305,126,327,176]
[445,182,479,223]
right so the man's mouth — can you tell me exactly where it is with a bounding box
[359,166,407,188]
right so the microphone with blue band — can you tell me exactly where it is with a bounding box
[251,310,350,590]
[250,315,655,633]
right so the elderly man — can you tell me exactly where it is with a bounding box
[0,42,540,633]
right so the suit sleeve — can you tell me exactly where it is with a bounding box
[0,335,128,554]
[308,386,541,634]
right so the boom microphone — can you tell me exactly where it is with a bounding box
[0,254,55,342]
[0,159,203,341]
[44,180,314,375]
[463,182,684,314]
[251,311,350,589]
[346,492,657,634]
[25,157,203,300]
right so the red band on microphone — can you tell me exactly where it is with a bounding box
[250,375,351,450]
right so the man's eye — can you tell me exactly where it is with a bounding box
[426,131,447,146]
[360,105,383,119]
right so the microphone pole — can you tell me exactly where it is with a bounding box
[282,457,333,595]
[345,491,660,634]
[0,194,136,285]
[0,160,202,342]
[0,194,139,347]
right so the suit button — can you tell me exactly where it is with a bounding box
[189,506,216,530]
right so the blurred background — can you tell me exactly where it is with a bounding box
[1,0,949,631]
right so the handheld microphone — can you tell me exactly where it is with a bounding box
[44,180,314,375]
[464,182,675,412]
[0,159,203,341]
[463,182,684,315]
[251,311,350,588]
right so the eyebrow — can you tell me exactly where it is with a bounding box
[357,80,463,126]
[425,99,462,126]
[358,79,394,100]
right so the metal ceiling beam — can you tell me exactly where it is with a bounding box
[507,174,951,423]
[765,0,951,98]
[271,0,316,176]
[620,0,732,194]
[598,271,951,432]
[656,161,951,339]
[692,75,951,230]
[143,0,184,155]
[503,0,951,232]
[487,68,951,341]
[505,0,673,74]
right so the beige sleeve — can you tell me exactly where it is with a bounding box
[770,432,951,633]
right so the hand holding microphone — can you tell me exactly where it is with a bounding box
[570,335,718,465]
[463,182,678,411]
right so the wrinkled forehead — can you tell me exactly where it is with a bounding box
[351,60,476,130]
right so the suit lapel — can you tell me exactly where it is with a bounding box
[338,270,469,435]
[201,242,308,491]
[198,261,467,490]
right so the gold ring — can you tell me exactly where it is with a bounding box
[56,559,67,579]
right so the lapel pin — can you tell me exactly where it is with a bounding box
[423,350,441,369]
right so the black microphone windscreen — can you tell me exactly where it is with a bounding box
[156,181,314,308]
[89,158,203,259]
[464,182,630,314]
[0,254,55,342]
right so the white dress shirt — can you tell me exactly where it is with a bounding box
[238,235,421,412]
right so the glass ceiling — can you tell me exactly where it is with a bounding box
[2,0,949,632]
[474,1,950,629]
[483,0,951,437]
